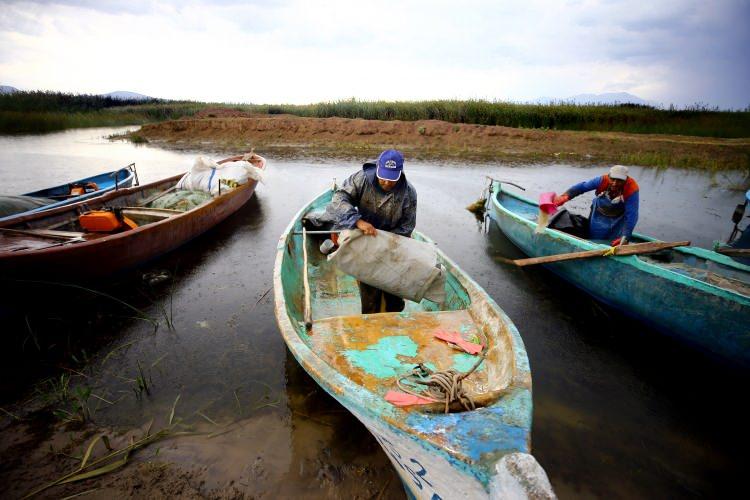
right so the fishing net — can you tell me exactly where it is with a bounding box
[0,195,56,218]
[149,190,213,212]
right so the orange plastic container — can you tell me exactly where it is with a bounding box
[79,210,137,232]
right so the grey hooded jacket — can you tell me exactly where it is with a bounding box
[329,163,417,237]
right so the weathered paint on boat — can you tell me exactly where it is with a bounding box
[0,165,263,279]
[490,180,750,364]
[274,188,552,499]
[0,165,137,223]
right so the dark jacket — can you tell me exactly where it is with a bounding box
[329,163,417,236]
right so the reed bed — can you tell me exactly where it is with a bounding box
[248,99,750,138]
[3,91,749,137]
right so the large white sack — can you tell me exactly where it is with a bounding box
[328,229,446,304]
[176,155,266,195]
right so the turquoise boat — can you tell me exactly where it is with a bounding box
[0,164,137,223]
[274,188,554,499]
[489,180,750,364]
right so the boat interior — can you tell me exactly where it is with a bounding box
[496,187,750,295]
[0,178,215,253]
[280,200,518,412]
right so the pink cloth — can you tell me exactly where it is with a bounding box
[384,390,437,406]
[539,192,558,215]
[434,330,484,355]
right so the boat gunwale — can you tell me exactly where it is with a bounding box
[491,181,750,304]
[0,169,262,258]
[273,187,533,484]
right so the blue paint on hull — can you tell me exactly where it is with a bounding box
[490,182,750,365]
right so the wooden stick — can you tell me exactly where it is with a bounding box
[302,227,313,330]
[716,247,750,256]
[137,185,177,207]
[500,241,690,267]
[0,227,85,241]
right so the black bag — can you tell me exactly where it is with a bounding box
[548,209,590,239]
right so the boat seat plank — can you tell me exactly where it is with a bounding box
[308,310,499,398]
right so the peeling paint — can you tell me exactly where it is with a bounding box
[345,335,419,378]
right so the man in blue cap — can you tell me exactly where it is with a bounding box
[329,149,418,313]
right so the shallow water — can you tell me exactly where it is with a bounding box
[0,128,748,498]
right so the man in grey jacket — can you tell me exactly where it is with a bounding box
[328,149,417,314]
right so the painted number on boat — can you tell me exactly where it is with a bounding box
[373,432,443,500]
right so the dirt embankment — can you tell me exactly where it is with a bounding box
[133,113,750,171]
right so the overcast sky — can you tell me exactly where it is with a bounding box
[1,0,748,108]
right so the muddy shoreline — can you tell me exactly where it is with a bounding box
[131,113,750,171]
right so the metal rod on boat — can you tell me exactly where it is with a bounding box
[485,176,526,191]
[302,227,313,330]
[292,230,343,235]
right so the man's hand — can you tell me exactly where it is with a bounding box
[356,219,377,236]
[611,236,627,246]
[553,193,570,206]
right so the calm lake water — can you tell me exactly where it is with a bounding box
[0,127,748,498]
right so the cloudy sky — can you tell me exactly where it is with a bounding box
[1,0,748,108]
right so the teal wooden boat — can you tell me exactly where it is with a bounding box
[489,180,750,364]
[0,164,137,223]
[274,188,554,499]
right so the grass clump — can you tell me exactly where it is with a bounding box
[129,134,149,144]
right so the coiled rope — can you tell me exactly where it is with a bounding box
[396,330,488,413]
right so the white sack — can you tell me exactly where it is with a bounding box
[328,229,446,304]
[176,155,266,195]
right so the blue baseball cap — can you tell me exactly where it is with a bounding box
[376,149,404,182]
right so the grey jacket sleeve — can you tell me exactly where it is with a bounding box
[394,185,417,236]
[329,171,364,230]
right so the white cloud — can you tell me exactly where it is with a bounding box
[0,0,747,108]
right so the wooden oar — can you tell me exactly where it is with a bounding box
[0,227,86,241]
[498,241,690,267]
[716,247,750,257]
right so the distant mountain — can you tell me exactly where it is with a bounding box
[535,92,659,107]
[0,85,19,94]
[102,90,153,101]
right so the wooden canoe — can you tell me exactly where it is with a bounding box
[0,159,265,280]
[274,188,554,499]
[0,164,137,223]
[489,180,750,364]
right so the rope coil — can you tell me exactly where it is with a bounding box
[395,330,488,413]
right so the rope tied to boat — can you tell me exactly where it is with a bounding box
[396,330,488,414]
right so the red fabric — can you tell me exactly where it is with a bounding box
[596,175,639,200]
[434,330,483,355]
[384,390,437,406]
